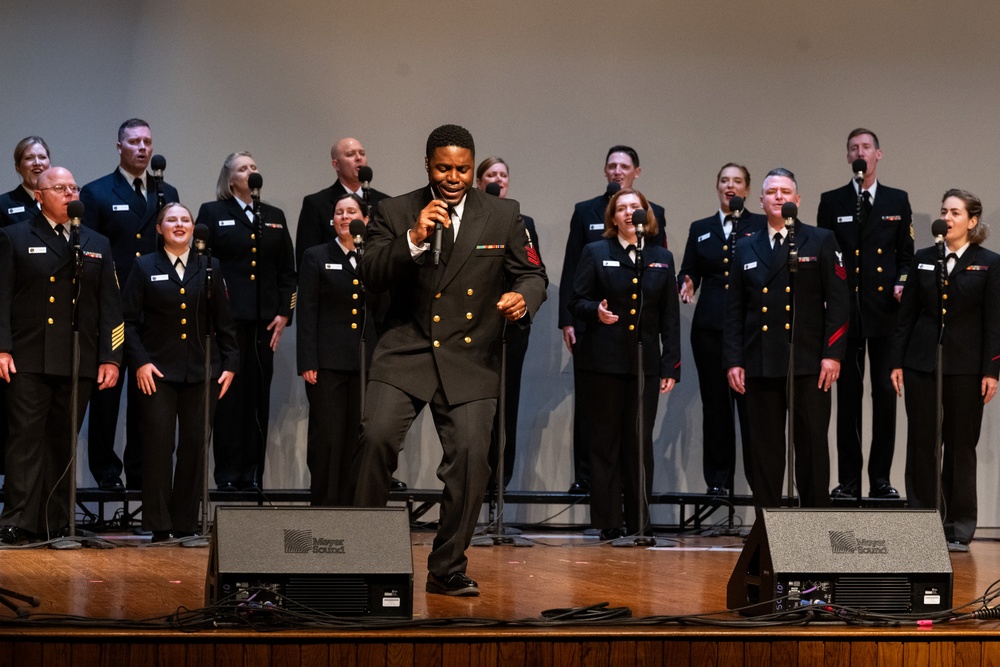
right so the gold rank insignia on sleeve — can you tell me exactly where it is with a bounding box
[910,224,915,240]
[289,291,297,310]
[111,322,125,350]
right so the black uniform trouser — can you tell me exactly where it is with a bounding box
[1,372,92,535]
[577,370,658,533]
[139,380,216,533]
[87,363,142,487]
[488,324,530,488]
[834,335,896,490]
[353,380,495,578]
[213,320,272,487]
[902,370,982,543]
[691,327,753,490]
[745,375,832,509]
[305,369,362,506]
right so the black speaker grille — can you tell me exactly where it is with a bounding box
[834,576,911,612]
[285,576,369,615]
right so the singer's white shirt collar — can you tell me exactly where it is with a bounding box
[852,179,879,199]
[165,248,191,270]
[44,214,68,235]
[119,167,147,192]
[948,242,971,258]
[233,195,253,213]
[769,227,786,243]
[339,179,364,198]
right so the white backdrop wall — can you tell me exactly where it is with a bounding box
[3,0,999,527]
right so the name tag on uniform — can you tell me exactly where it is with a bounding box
[744,261,757,270]
[325,263,343,270]
[150,274,169,282]
[218,219,235,227]
[837,216,853,223]
[7,206,24,214]
[589,223,603,231]
[113,204,130,212]
[918,263,935,271]
[697,232,711,242]
[603,260,620,267]
[28,246,47,254]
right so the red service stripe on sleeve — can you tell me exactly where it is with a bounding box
[828,322,849,347]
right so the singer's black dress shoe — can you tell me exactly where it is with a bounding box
[706,486,728,496]
[829,482,859,500]
[599,528,624,541]
[426,572,480,596]
[0,525,35,545]
[568,480,590,494]
[98,476,125,491]
[151,531,175,543]
[217,482,238,492]
[391,478,407,491]
[869,484,900,499]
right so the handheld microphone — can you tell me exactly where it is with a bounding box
[728,196,745,220]
[781,202,798,229]
[632,209,648,237]
[852,159,867,185]
[349,218,366,246]
[431,187,452,267]
[605,181,621,198]
[194,223,210,256]
[248,172,262,200]
[151,154,166,179]
[484,182,502,197]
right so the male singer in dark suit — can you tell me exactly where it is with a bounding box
[558,146,666,494]
[79,118,179,491]
[0,167,123,544]
[725,168,849,509]
[296,137,390,267]
[817,128,913,500]
[353,125,547,596]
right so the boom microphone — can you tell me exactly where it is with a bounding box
[484,182,502,197]
[852,158,867,185]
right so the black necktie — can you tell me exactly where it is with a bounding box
[57,225,69,246]
[346,250,358,268]
[862,190,873,221]
[174,257,184,279]
[773,234,783,254]
[947,252,958,276]
[441,220,455,263]
[626,244,637,263]
[133,177,143,197]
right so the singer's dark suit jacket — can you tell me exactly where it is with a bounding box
[723,221,850,377]
[364,186,548,404]
[817,182,913,338]
[295,181,390,267]
[678,211,767,331]
[557,194,667,330]
[121,250,240,382]
[80,170,180,284]
[195,198,297,324]
[890,245,1000,376]
[0,215,124,377]
[0,186,39,227]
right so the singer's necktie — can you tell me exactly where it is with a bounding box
[59,225,69,246]
[947,252,958,276]
[133,177,146,215]
[626,244,637,264]
[347,250,358,269]
[244,204,256,223]
[862,190,873,222]
[174,257,184,280]
[133,177,143,198]
[441,221,455,264]
[723,215,733,239]
[773,233,783,254]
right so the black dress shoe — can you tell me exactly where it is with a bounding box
[568,480,590,494]
[426,572,480,596]
[869,484,900,499]
[239,480,262,492]
[98,476,125,491]
[0,525,34,545]
[599,528,624,541]
[217,482,238,492]
[830,483,859,500]
[391,477,407,491]
[151,531,175,543]
[706,486,728,496]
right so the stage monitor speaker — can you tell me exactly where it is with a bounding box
[727,508,953,616]
[206,506,413,619]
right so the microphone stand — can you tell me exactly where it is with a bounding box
[198,245,215,540]
[355,235,367,419]
[251,192,265,493]
[613,231,670,548]
[935,239,946,517]
[54,223,86,549]
[784,218,798,508]
[850,180,866,506]
[153,173,166,217]
[725,210,741,528]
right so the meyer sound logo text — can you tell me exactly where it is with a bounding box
[829,531,888,555]
[284,529,346,554]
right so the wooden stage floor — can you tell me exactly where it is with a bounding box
[1,527,1000,666]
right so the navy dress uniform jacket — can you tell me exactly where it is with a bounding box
[295,181,390,267]
[0,186,39,228]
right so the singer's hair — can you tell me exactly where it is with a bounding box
[762,167,797,192]
[426,124,475,159]
[334,193,370,220]
[216,151,254,200]
[605,145,639,168]
[155,202,194,228]
[14,136,50,166]
[943,189,989,244]
[716,163,751,189]
[118,118,150,143]
[847,128,880,150]
[602,188,658,239]
[476,156,508,182]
